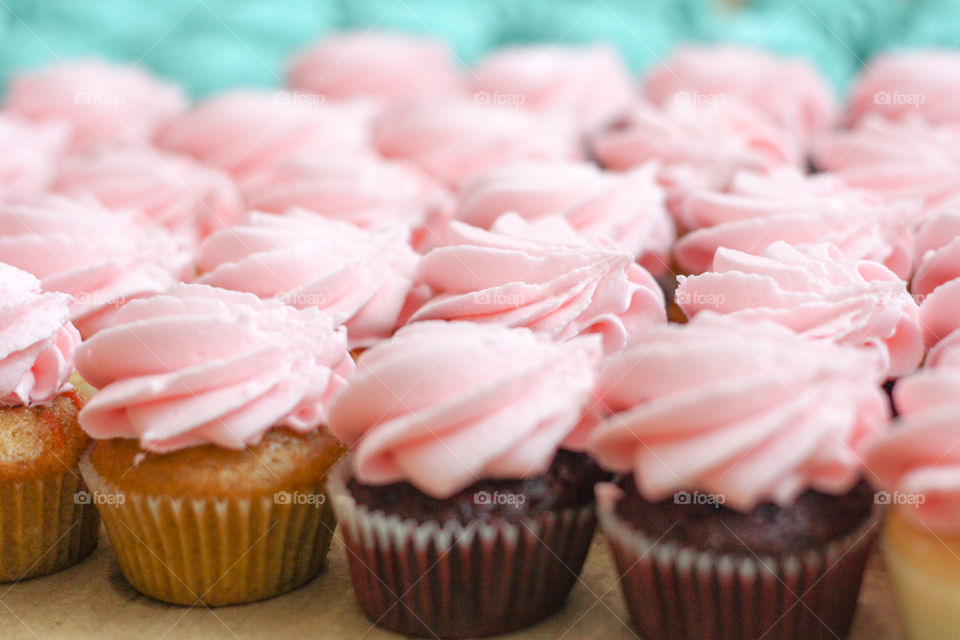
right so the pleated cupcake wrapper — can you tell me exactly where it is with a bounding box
[327,459,598,638]
[0,469,100,582]
[78,452,337,606]
[595,483,881,640]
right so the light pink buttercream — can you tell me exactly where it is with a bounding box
[470,44,633,131]
[912,211,960,299]
[0,263,80,407]
[4,59,187,152]
[76,284,355,452]
[288,31,464,106]
[674,169,922,278]
[588,313,890,512]
[918,278,960,361]
[0,115,68,204]
[328,321,602,497]
[196,210,422,348]
[52,148,242,242]
[676,241,923,378]
[0,196,193,338]
[454,161,675,274]
[409,213,665,354]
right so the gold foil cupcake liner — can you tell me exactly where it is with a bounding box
[0,469,100,582]
[78,452,337,606]
[595,483,882,640]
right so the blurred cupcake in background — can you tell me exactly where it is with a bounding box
[0,115,67,204]
[76,284,354,606]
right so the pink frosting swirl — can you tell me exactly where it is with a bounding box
[844,50,960,126]
[591,101,800,215]
[454,161,675,274]
[674,169,922,278]
[4,59,186,152]
[676,241,923,378]
[0,115,68,204]
[409,213,666,354]
[196,210,422,348]
[918,278,960,364]
[913,211,960,299]
[76,284,355,453]
[645,45,836,146]
[328,321,602,497]
[288,31,464,106]
[0,263,80,407]
[588,313,890,512]
[470,44,633,131]
[865,369,960,534]
[52,148,242,242]
[373,98,581,187]
[0,196,193,338]
[155,90,373,181]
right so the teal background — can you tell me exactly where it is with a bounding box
[0,0,953,97]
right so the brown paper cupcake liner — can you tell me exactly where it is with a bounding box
[0,469,100,582]
[327,460,598,638]
[78,452,337,606]
[596,483,881,640]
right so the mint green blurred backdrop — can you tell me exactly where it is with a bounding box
[0,0,956,96]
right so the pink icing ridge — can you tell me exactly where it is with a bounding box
[196,210,423,348]
[645,45,836,146]
[53,148,242,243]
[328,321,602,497]
[844,50,960,126]
[409,213,666,354]
[454,161,675,274]
[76,284,355,453]
[912,211,960,298]
[918,278,960,357]
[373,98,581,187]
[471,44,633,131]
[866,369,960,534]
[0,196,193,338]
[0,263,80,407]
[288,31,464,106]
[590,100,800,216]
[4,59,187,152]
[155,90,373,181]
[0,115,68,204]
[676,241,922,378]
[674,169,922,278]
[588,312,890,512]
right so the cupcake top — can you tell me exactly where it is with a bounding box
[676,241,923,378]
[4,59,187,152]
[0,115,68,204]
[0,196,193,338]
[674,169,922,278]
[76,284,355,453]
[913,211,960,298]
[409,213,666,354]
[470,44,633,131]
[328,321,602,498]
[844,49,960,126]
[196,211,422,348]
[0,263,80,407]
[918,277,960,361]
[588,313,890,512]
[155,90,373,181]
[591,101,800,214]
[454,161,674,274]
[644,45,836,145]
[372,98,581,187]
[53,148,243,242]
[288,31,464,106]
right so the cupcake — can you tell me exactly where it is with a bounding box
[913,211,960,299]
[326,321,605,637]
[195,210,425,349]
[408,213,666,354]
[917,275,960,362]
[0,115,68,204]
[3,59,187,152]
[588,313,890,640]
[675,241,924,378]
[0,262,98,582]
[74,284,354,605]
[865,367,960,640]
